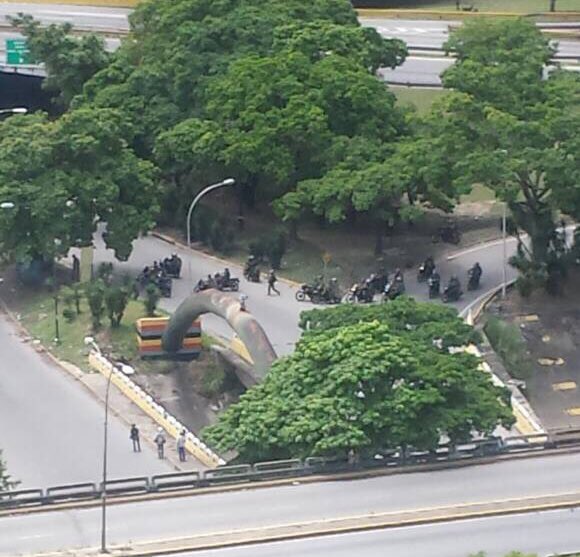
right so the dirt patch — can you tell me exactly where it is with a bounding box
[485,268,580,430]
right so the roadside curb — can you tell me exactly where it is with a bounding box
[357,8,580,20]
[150,230,303,289]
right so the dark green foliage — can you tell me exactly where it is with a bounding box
[104,285,131,327]
[143,283,160,317]
[204,297,511,462]
[249,229,288,269]
[0,451,17,490]
[300,296,480,349]
[85,279,105,331]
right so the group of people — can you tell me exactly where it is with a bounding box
[129,424,189,462]
[137,259,175,297]
[418,256,482,301]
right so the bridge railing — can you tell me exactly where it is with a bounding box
[2,432,580,510]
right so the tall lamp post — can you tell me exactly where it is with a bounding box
[185,178,235,279]
[84,336,113,554]
[0,107,27,116]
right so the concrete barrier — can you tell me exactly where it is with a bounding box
[88,351,225,468]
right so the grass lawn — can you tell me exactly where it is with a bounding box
[376,0,580,12]
[18,289,159,370]
[391,86,449,114]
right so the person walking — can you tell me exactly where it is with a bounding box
[130,424,141,452]
[154,427,166,459]
[239,293,248,312]
[267,269,280,296]
[177,429,187,462]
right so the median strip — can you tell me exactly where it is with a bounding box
[20,491,580,557]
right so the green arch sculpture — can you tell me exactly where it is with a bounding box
[162,289,277,385]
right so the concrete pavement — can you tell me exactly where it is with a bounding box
[3,450,580,554]
[0,313,171,487]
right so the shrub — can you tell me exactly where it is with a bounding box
[143,283,160,317]
[85,280,106,331]
[105,285,131,327]
[265,228,287,270]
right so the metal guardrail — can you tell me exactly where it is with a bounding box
[1,432,579,511]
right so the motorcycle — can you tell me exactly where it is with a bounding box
[417,258,435,282]
[383,277,405,301]
[296,284,323,303]
[442,280,462,303]
[194,277,215,293]
[365,272,389,295]
[345,283,374,304]
[161,255,182,279]
[155,274,173,298]
[244,264,261,283]
[215,273,240,292]
[467,265,482,291]
[428,275,440,298]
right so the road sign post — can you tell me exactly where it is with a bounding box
[5,39,31,65]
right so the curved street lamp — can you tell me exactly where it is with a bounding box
[185,178,236,280]
[0,107,27,116]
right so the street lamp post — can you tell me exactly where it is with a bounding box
[0,107,27,116]
[84,336,113,554]
[185,178,235,280]
[502,203,507,299]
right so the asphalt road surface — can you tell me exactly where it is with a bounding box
[86,229,520,356]
[181,510,580,557]
[0,313,170,487]
[2,451,580,555]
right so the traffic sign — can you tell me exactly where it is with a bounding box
[5,39,31,65]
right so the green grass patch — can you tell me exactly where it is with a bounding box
[18,287,158,370]
[484,316,532,380]
[391,87,449,115]
[460,184,496,203]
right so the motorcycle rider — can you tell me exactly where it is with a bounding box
[327,278,340,302]
[428,270,441,298]
[468,262,482,289]
[223,267,231,283]
[446,275,462,300]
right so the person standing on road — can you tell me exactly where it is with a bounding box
[239,293,248,312]
[267,269,280,296]
[154,427,166,459]
[130,424,141,452]
[177,430,187,462]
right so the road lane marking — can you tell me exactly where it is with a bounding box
[553,382,577,392]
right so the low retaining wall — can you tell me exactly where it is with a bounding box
[88,351,225,468]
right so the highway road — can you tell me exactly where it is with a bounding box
[0,313,170,487]
[2,451,580,555]
[182,510,580,557]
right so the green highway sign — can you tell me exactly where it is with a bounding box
[5,39,31,65]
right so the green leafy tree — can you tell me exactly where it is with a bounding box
[418,19,580,294]
[86,280,106,331]
[0,109,159,263]
[10,14,111,109]
[204,298,512,462]
[104,285,131,328]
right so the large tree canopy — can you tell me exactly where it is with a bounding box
[420,19,580,294]
[204,298,513,462]
[0,110,159,262]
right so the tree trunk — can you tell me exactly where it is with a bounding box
[549,0,556,11]
[374,222,384,256]
[289,219,299,241]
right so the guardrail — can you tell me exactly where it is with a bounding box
[2,431,580,511]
